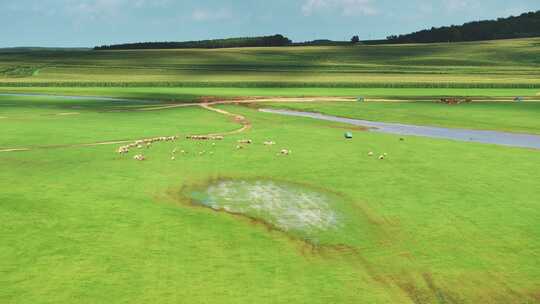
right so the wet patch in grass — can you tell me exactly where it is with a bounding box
[190,179,346,243]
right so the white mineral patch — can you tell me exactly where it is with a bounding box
[205,180,339,233]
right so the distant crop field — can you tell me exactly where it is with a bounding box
[1,38,539,88]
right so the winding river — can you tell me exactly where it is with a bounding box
[260,109,540,150]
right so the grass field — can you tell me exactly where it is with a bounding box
[1,38,540,303]
[1,38,540,87]
[1,94,539,303]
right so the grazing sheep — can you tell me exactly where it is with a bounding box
[187,135,205,140]
[280,149,291,155]
[264,141,276,146]
[379,155,385,160]
[187,135,224,141]
[368,152,374,156]
[134,154,146,161]
[238,139,252,144]
[171,156,176,160]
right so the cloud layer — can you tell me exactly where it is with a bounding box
[1,0,538,47]
[302,0,377,16]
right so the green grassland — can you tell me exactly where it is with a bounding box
[1,38,540,87]
[1,38,540,303]
[1,95,539,303]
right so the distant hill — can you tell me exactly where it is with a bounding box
[94,35,292,50]
[385,11,540,44]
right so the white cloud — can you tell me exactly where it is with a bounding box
[65,0,126,19]
[63,0,170,19]
[442,0,479,12]
[302,0,377,16]
[191,8,232,22]
[132,0,171,8]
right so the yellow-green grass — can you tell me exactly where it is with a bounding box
[262,100,540,134]
[1,95,539,303]
[1,38,540,87]
[1,86,539,100]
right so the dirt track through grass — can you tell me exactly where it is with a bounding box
[0,96,355,153]
[2,94,538,153]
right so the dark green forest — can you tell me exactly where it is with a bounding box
[385,11,540,43]
[94,34,292,50]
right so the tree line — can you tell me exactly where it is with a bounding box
[94,34,292,50]
[95,10,540,50]
[385,11,540,44]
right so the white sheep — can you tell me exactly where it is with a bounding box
[133,154,146,161]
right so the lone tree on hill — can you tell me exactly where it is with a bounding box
[350,35,360,44]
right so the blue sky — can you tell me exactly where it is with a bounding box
[2,0,539,47]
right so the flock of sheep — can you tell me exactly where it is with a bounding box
[117,135,290,161]
[117,134,385,162]
[368,151,388,160]
[116,135,179,160]
[235,139,290,155]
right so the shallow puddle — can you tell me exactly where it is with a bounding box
[191,180,341,238]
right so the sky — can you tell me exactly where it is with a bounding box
[1,0,539,47]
